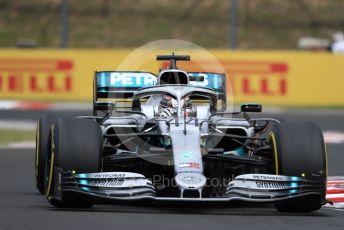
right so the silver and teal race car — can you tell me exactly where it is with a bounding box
[35,54,328,212]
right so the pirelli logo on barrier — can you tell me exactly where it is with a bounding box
[0,50,342,105]
[0,58,73,98]
[171,60,288,97]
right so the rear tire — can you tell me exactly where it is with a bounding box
[270,122,327,212]
[35,115,56,194]
[45,118,103,208]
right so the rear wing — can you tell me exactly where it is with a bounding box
[94,71,157,99]
[188,72,227,111]
[93,71,157,114]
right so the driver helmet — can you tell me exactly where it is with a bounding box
[159,95,193,117]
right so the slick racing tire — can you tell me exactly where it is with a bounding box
[35,115,57,194]
[45,118,103,208]
[270,122,327,212]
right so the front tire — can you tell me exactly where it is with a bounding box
[45,118,103,208]
[35,115,56,194]
[270,122,327,212]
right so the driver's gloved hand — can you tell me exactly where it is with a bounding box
[160,107,177,118]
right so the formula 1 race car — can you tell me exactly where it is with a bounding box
[35,54,328,212]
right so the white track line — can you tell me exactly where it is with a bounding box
[0,120,36,131]
[323,130,344,144]
[0,141,35,149]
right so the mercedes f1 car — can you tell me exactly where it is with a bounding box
[35,54,328,212]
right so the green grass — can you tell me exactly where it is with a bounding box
[0,129,35,146]
[0,0,344,49]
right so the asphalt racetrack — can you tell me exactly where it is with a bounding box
[0,109,344,230]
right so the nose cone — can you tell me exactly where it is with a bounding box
[175,173,206,191]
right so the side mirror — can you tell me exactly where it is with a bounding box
[94,102,116,111]
[241,103,262,113]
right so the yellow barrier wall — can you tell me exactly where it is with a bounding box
[0,49,344,106]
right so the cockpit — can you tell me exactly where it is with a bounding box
[132,85,217,119]
[158,94,194,118]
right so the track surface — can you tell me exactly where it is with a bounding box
[0,110,344,230]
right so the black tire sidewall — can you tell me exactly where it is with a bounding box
[35,115,56,194]
[271,122,327,212]
[48,118,103,208]
[55,118,103,173]
[273,122,326,179]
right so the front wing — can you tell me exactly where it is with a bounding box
[49,168,324,204]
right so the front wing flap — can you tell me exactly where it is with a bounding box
[51,169,323,203]
[226,174,323,201]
